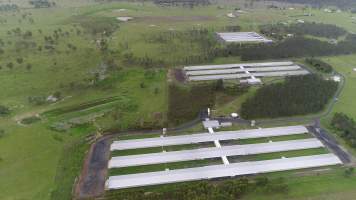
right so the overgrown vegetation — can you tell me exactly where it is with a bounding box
[21,116,41,124]
[43,96,121,116]
[104,177,289,200]
[331,113,356,148]
[240,75,337,119]
[305,57,333,73]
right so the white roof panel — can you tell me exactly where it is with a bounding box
[184,61,294,71]
[109,139,324,168]
[217,32,273,43]
[106,154,341,189]
[111,126,308,151]
[188,73,250,81]
[252,70,309,77]
[186,65,302,76]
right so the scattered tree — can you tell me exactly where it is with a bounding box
[0,105,10,116]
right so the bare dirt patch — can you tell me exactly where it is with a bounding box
[74,136,111,199]
[173,68,186,83]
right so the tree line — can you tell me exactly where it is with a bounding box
[240,74,338,119]
[305,58,333,73]
[104,177,289,200]
[29,0,56,8]
[260,22,347,40]
[0,4,18,12]
[331,113,356,148]
[260,0,356,9]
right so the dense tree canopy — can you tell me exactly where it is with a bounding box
[240,75,338,119]
[0,105,10,116]
[305,58,333,73]
[168,84,216,125]
[260,22,347,39]
[260,0,356,9]
[331,113,356,148]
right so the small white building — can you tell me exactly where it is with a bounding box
[227,13,236,18]
[247,78,262,85]
[231,113,239,118]
[332,76,341,82]
[117,17,133,22]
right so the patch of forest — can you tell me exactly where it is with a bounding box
[240,74,338,119]
[331,113,356,148]
[168,83,216,125]
[260,22,347,40]
[168,81,247,125]
[305,58,333,73]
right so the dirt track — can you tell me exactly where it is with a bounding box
[75,136,111,199]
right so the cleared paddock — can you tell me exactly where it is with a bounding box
[106,154,341,189]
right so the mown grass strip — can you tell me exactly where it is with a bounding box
[111,142,215,157]
[229,148,329,163]
[109,158,222,176]
[220,133,313,145]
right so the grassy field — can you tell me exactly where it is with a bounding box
[321,55,356,120]
[1,1,356,200]
[242,167,356,200]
